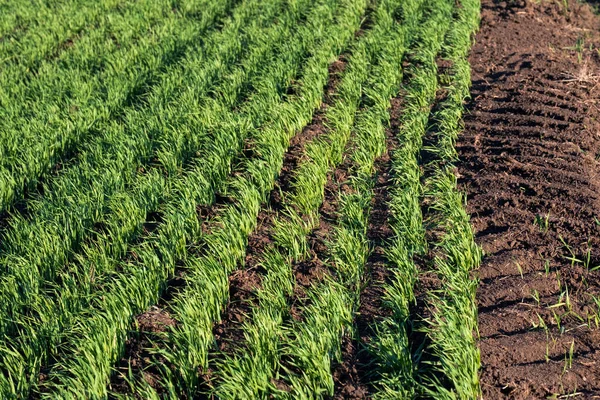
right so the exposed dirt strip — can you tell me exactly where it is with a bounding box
[458,0,600,397]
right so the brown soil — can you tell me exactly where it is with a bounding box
[457,0,600,397]
[108,306,176,397]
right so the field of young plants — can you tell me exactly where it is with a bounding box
[0,0,481,398]
[6,0,600,398]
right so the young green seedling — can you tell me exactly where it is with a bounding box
[534,213,550,233]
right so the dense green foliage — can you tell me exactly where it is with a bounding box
[0,0,480,398]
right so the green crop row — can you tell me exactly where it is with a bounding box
[361,0,482,396]
[273,0,450,396]
[274,0,422,395]
[419,0,482,397]
[364,0,454,396]
[49,0,309,338]
[0,0,186,149]
[0,0,484,396]
[0,0,254,338]
[25,1,363,398]
[0,3,324,396]
[0,0,243,340]
[0,0,296,396]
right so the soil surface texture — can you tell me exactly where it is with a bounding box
[458,0,600,397]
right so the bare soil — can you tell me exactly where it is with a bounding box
[109,306,176,397]
[457,0,600,397]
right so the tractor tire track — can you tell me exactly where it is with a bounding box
[458,0,600,397]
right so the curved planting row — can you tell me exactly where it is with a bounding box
[418,0,482,397]
[0,0,269,338]
[273,0,446,396]
[363,0,454,396]
[25,0,361,398]
[364,0,482,397]
[272,0,422,395]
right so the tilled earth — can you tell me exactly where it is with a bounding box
[458,0,600,397]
